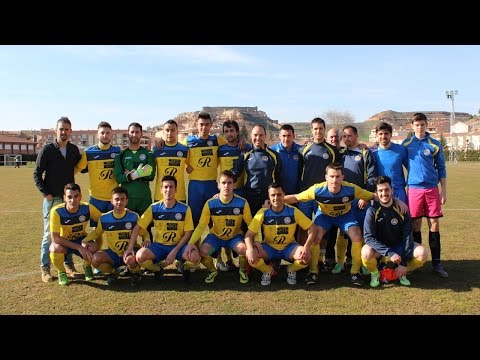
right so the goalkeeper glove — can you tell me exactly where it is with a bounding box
[129,163,153,180]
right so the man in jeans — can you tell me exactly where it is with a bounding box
[33,116,81,282]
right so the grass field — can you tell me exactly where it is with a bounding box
[1,163,479,315]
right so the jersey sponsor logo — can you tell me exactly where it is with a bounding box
[273,235,286,244]
[342,197,349,203]
[323,199,331,203]
[207,140,213,146]
[233,207,240,215]
[72,225,83,233]
[354,155,361,161]
[220,228,233,237]
[125,156,132,160]
[423,149,431,156]
[277,227,288,235]
[378,217,384,222]
[160,152,167,156]
[169,159,180,166]
[79,215,86,222]
[103,161,114,169]
[163,232,176,242]
[99,169,113,180]
[65,219,71,223]
[189,143,199,147]
[293,154,299,161]
[118,232,130,240]
[167,223,178,230]
[177,151,183,157]
[198,157,212,167]
[94,155,100,159]
[262,155,268,161]
[125,222,132,230]
[215,210,222,214]
[175,213,182,220]
[223,152,230,156]
[322,153,329,159]
[164,167,178,176]
[201,149,213,156]
[333,205,345,211]
[391,218,398,225]
[139,154,147,161]
[158,215,165,219]
[225,219,235,227]
[114,240,129,252]
[284,217,291,224]
[267,219,275,223]
[108,225,115,230]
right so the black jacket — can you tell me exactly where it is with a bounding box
[33,140,81,197]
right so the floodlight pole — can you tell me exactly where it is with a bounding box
[446,90,458,163]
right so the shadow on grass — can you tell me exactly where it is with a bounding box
[80,259,480,293]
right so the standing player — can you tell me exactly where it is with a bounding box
[49,183,97,286]
[362,176,429,287]
[84,186,147,286]
[184,170,252,284]
[127,176,200,284]
[244,183,316,286]
[402,113,448,277]
[34,116,81,282]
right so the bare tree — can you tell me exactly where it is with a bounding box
[322,110,355,126]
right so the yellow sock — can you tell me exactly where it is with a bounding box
[362,256,378,273]
[252,258,272,273]
[96,237,104,250]
[319,248,326,264]
[407,257,425,272]
[287,259,307,272]
[351,241,363,274]
[139,259,161,272]
[83,260,92,268]
[238,255,247,271]
[50,252,65,273]
[201,255,216,272]
[309,244,320,274]
[97,263,115,274]
[336,234,348,264]
[183,260,197,271]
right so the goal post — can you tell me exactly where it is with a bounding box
[4,154,22,166]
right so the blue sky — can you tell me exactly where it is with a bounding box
[0,45,478,131]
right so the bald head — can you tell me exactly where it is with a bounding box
[327,128,340,148]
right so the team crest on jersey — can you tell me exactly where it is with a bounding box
[322,153,329,159]
[125,222,132,230]
[177,151,183,157]
[175,213,182,220]
[423,149,430,156]
[284,217,291,224]
[293,154,299,161]
[233,208,240,215]
[391,218,398,225]
[354,155,361,161]
[79,215,86,222]
[262,155,268,161]
[207,140,213,146]
[342,196,349,203]
[139,154,146,161]
[111,153,117,158]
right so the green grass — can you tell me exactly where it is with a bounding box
[0,163,479,314]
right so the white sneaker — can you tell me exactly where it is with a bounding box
[261,270,273,286]
[286,270,296,285]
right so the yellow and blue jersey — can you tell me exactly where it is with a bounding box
[248,204,312,250]
[190,195,252,243]
[75,144,120,201]
[94,210,140,256]
[153,143,189,201]
[138,200,194,245]
[218,143,251,189]
[299,141,339,191]
[297,181,374,217]
[182,134,226,181]
[50,202,91,241]
[340,146,377,192]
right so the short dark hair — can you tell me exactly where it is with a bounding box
[280,124,295,134]
[219,170,234,180]
[326,162,343,174]
[112,186,128,197]
[98,121,112,129]
[223,120,239,134]
[64,183,81,193]
[311,117,326,128]
[374,175,392,187]
[375,122,392,134]
[411,112,428,124]
[128,122,143,132]
[268,182,284,192]
[198,111,212,123]
[164,119,178,129]
[57,117,71,127]
[161,175,177,188]
[343,125,358,135]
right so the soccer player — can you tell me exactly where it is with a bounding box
[285,163,407,286]
[233,125,282,216]
[34,116,82,282]
[84,186,147,287]
[372,122,409,203]
[114,122,155,235]
[49,183,97,286]
[127,176,200,284]
[152,120,189,203]
[362,176,429,287]
[244,183,316,286]
[75,121,121,229]
[217,120,251,271]
[402,113,448,277]
[184,170,252,284]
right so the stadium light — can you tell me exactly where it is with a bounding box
[446,90,458,163]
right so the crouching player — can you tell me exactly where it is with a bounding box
[362,176,429,287]
[83,186,147,287]
[244,183,316,286]
[49,183,98,286]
